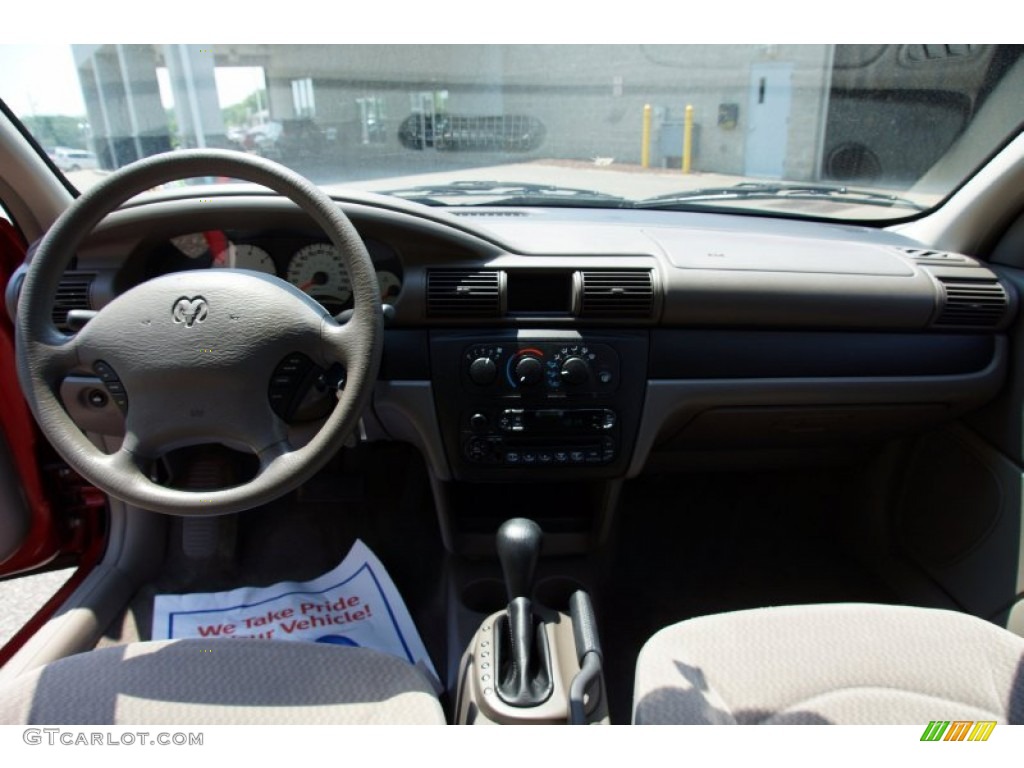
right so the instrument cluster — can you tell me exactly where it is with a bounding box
[149,230,403,314]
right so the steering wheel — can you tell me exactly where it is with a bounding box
[15,150,383,516]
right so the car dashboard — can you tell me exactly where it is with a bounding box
[46,190,1016,504]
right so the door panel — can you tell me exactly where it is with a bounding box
[0,218,60,575]
[0,431,29,564]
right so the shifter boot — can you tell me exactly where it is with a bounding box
[494,597,554,707]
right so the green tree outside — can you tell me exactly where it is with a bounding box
[20,115,89,151]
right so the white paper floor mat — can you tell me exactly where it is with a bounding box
[152,539,438,688]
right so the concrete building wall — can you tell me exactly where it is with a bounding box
[256,45,832,178]
[71,44,837,181]
[73,44,172,168]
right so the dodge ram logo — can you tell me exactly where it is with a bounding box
[172,297,208,327]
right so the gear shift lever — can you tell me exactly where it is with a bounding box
[494,518,552,707]
[497,517,542,602]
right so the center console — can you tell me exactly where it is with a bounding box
[431,333,641,721]
[455,518,609,725]
[430,330,649,481]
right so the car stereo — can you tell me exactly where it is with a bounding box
[429,332,648,480]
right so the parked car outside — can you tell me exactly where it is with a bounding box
[52,147,98,172]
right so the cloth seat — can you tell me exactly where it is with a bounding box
[632,603,1024,725]
[0,639,445,724]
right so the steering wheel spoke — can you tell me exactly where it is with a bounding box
[16,150,383,516]
[27,332,83,388]
[257,438,296,472]
[321,316,361,369]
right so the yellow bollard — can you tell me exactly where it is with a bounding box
[641,104,652,169]
[682,104,694,174]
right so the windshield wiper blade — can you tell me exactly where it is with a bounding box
[381,180,630,207]
[637,182,927,211]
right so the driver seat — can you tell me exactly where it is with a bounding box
[0,639,445,724]
[632,603,1024,725]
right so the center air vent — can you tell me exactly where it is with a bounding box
[933,277,1010,329]
[52,273,94,329]
[427,270,501,317]
[578,270,654,318]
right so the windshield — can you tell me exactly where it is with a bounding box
[2,44,1022,221]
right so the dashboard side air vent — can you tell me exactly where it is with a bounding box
[52,273,94,329]
[578,270,654,318]
[427,270,501,317]
[934,277,1010,329]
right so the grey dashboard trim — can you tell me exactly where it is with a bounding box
[372,381,451,481]
[659,268,937,328]
[45,192,1016,335]
[72,195,507,266]
[658,228,914,276]
[628,338,1008,477]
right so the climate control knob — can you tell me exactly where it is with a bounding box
[469,357,498,386]
[560,356,590,386]
[514,356,544,386]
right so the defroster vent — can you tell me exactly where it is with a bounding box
[427,270,501,317]
[579,270,654,318]
[934,277,1010,329]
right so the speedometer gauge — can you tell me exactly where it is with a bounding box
[213,243,276,274]
[287,243,352,312]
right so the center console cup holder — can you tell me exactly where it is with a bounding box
[534,576,586,612]
[461,576,586,615]
[461,578,507,615]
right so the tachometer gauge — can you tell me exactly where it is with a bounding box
[377,270,401,304]
[213,243,276,274]
[287,243,351,312]
[170,232,210,259]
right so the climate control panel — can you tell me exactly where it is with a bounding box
[462,341,620,396]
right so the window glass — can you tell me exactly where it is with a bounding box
[2,44,1022,220]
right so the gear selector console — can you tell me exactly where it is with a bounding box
[455,518,608,725]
